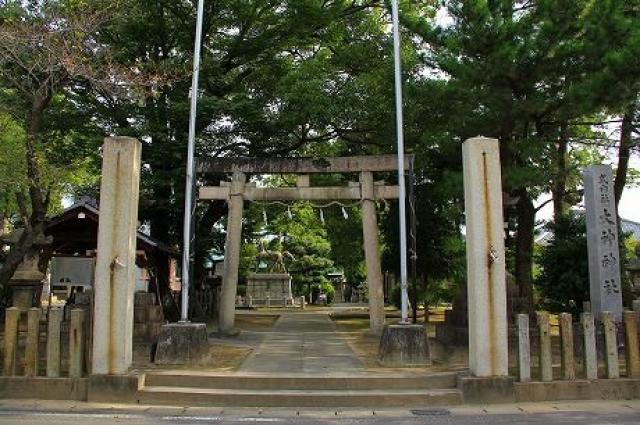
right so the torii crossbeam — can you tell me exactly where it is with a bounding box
[198,155,414,335]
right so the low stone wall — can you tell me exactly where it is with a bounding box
[458,374,640,404]
[0,377,87,400]
[0,372,639,405]
[515,379,640,402]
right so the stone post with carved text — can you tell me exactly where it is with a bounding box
[584,165,623,321]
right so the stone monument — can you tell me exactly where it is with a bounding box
[584,165,623,321]
[246,242,294,304]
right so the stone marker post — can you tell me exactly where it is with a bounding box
[92,137,142,374]
[624,311,640,378]
[581,312,598,380]
[602,311,620,378]
[360,171,385,334]
[537,312,553,382]
[46,307,63,377]
[218,172,246,335]
[559,313,576,380]
[584,165,623,321]
[462,137,508,377]
[3,307,19,376]
[517,314,531,382]
[24,307,41,377]
[69,309,86,378]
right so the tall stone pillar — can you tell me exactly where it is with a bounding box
[46,307,62,377]
[360,171,385,334]
[24,307,41,377]
[218,172,246,335]
[92,137,141,375]
[462,137,508,377]
[3,308,19,376]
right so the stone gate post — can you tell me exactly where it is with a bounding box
[218,172,246,335]
[462,137,508,377]
[92,137,141,374]
[360,171,385,334]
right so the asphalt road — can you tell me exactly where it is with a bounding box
[1,400,640,425]
[1,409,639,424]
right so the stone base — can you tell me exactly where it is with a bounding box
[457,374,516,404]
[154,322,209,365]
[377,324,431,367]
[246,273,292,301]
[87,374,141,403]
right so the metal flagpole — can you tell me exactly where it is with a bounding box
[391,0,409,323]
[180,0,205,322]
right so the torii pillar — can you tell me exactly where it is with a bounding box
[218,172,246,335]
[360,171,385,334]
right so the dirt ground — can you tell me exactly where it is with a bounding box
[331,314,469,373]
[131,339,252,373]
[132,314,280,373]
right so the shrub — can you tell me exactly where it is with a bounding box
[535,215,589,314]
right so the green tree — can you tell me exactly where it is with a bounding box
[536,215,589,314]
[256,202,335,301]
[81,0,397,316]
[0,1,131,288]
[401,0,640,313]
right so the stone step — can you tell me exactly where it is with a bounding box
[143,372,458,391]
[137,386,463,407]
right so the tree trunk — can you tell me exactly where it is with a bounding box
[0,91,51,290]
[614,102,637,308]
[552,122,568,220]
[614,103,636,210]
[515,189,535,314]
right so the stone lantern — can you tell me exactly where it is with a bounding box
[628,243,640,292]
[2,229,52,310]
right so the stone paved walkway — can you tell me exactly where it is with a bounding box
[238,313,363,375]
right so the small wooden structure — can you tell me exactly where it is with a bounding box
[45,199,180,306]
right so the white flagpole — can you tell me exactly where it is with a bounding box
[391,0,409,323]
[180,0,205,322]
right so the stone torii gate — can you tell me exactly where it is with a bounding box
[197,155,413,335]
